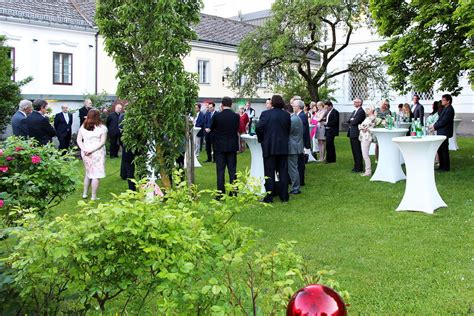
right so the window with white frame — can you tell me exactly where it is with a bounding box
[197,59,210,84]
[349,72,368,101]
[257,70,267,88]
[7,47,15,81]
[53,52,72,85]
[235,63,246,86]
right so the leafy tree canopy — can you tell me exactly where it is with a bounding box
[370,0,474,95]
[232,0,385,101]
[96,1,201,188]
[0,36,32,134]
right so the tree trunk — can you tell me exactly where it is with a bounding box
[307,80,320,101]
[155,146,171,189]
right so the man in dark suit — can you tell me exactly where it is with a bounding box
[295,98,310,186]
[11,99,32,137]
[194,103,205,155]
[204,102,216,162]
[26,99,56,145]
[106,104,123,158]
[347,98,366,172]
[78,98,92,126]
[256,95,291,203]
[54,105,73,151]
[411,94,425,124]
[211,97,240,195]
[433,94,455,172]
[324,100,339,163]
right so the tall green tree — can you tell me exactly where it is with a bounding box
[232,0,385,101]
[0,36,31,134]
[370,0,474,95]
[96,1,201,188]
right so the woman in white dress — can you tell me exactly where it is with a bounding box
[76,109,107,200]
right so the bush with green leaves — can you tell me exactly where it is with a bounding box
[0,136,78,223]
[6,174,347,314]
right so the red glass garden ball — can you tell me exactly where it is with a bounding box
[287,284,347,316]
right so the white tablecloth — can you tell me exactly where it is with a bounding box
[184,127,202,168]
[393,135,447,214]
[241,134,265,193]
[369,128,408,183]
[448,119,461,151]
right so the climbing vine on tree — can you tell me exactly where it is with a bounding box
[96,1,201,187]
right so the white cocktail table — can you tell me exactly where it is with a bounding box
[184,127,202,168]
[393,135,447,214]
[448,119,461,151]
[241,134,265,193]
[307,124,317,162]
[369,128,408,183]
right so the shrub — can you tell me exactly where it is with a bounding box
[6,174,347,314]
[0,136,78,223]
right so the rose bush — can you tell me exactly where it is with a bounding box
[0,136,78,224]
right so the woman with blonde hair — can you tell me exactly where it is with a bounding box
[76,109,108,200]
[315,101,327,161]
[401,103,413,122]
[358,105,377,176]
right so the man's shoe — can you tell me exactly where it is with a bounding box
[289,189,301,194]
[259,198,273,203]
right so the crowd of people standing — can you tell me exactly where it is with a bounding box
[195,93,456,203]
[10,91,456,203]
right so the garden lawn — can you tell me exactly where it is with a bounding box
[54,137,474,314]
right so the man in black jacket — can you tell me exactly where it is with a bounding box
[411,94,425,124]
[256,95,291,203]
[433,94,455,172]
[26,99,56,145]
[324,101,340,163]
[78,99,92,126]
[211,97,240,195]
[54,105,73,151]
[347,98,366,172]
[106,104,123,158]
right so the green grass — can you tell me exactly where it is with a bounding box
[53,137,473,314]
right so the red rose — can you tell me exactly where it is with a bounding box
[15,147,24,152]
[31,155,41,164]
[0,199,3,208]
[6,156,14,161]
[0,166,8,173]
[0,149,3,156]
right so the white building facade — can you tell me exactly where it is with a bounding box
[0,2,272,136]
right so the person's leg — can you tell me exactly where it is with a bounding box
[361,139,371,175]
[438,139,450,171]
[288,154,300,192]
[205,133,212,161]
[91,178,100,200]
[263,156,276,202]
[326,137,334,162]
[215,152,226,193]
[297,153,305,185]
[277,155,289,202]
[83,175,91,198]
[354,139,363,171]
[319,140,326,161]
[350,138,358,170]
[227,152,237,194]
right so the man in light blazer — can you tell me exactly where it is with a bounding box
[54,105,73,151]
[11,99,32,137]
[287,103,304,194]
